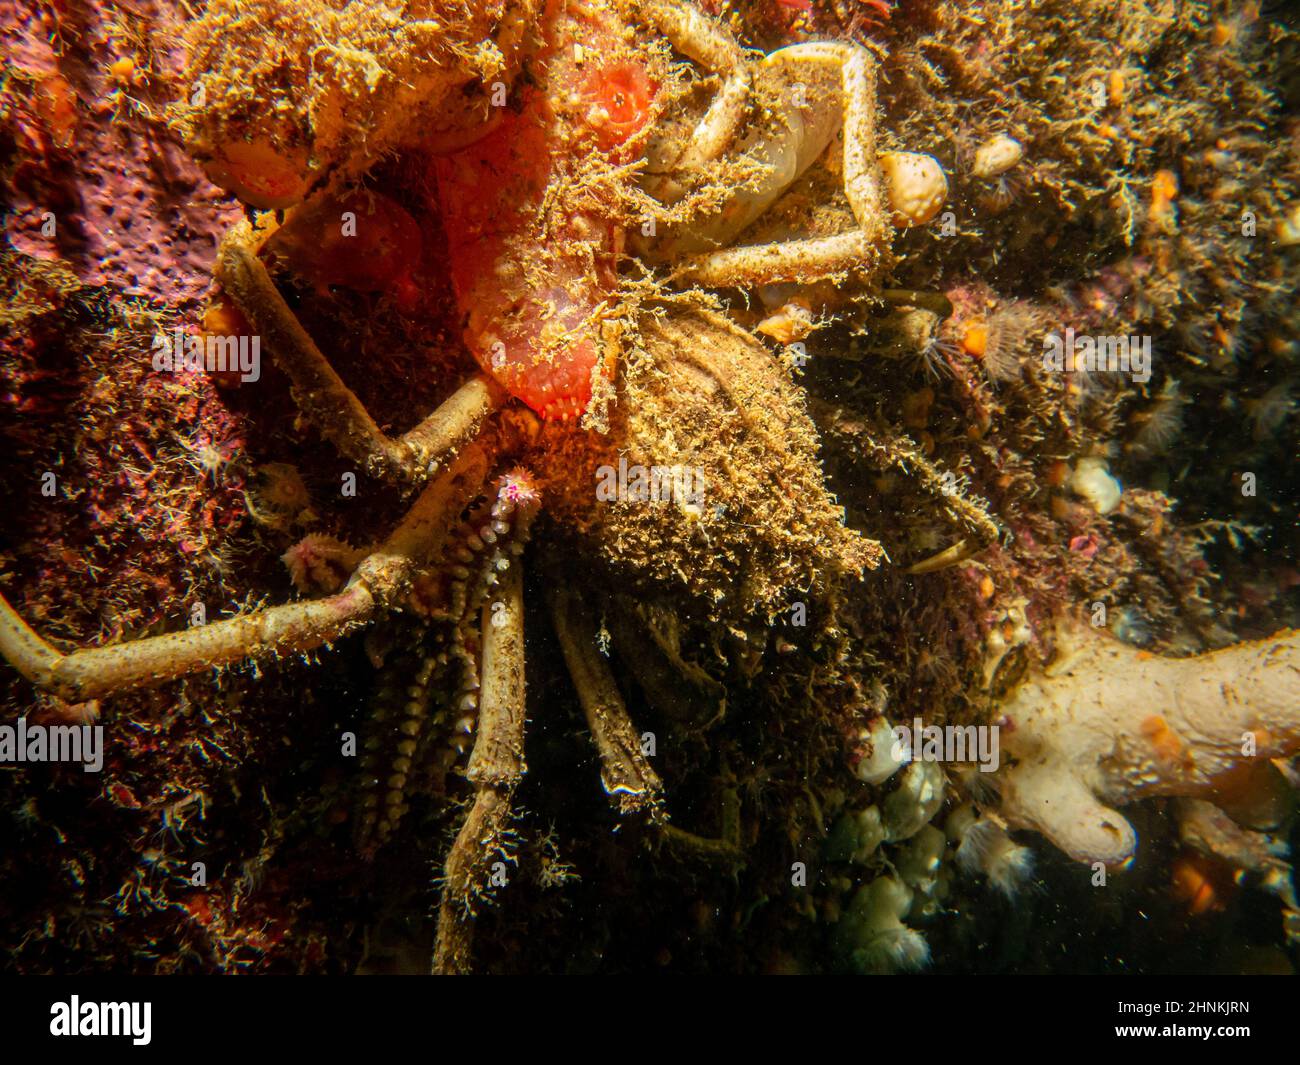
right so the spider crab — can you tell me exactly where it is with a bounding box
[0,0,970,972]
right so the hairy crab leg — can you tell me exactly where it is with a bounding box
[637,0,751,199]
[218,243,503,483]
[549,585,664,816]
[434,559,526,975]
[811,401,1002,572]
[0,447,488,703]
[356,469,541,854]
[673,42,890,288]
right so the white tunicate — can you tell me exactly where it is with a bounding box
[878,151,949,227]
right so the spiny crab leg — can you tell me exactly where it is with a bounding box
[434,559,526,976]
[0,447,488,703]
[637,0,752,198]
[549,585,664,816]
[673,42,889,288]
[218,244,503,484]
[813,402,1002,574]
[906,538,979,576]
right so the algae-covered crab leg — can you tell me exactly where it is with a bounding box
[434,558,527,976]
[218,242,503,484]
[673,42,891,288]
[812,401,1002,573]
[0,448,488,703]
[636,0,752,194]
[550,584,664,815]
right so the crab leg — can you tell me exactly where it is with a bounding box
[674,42,890,288]
[0,447,488,703]
[0,585,378,705]
[550,585,664,816]
[906,538,979,576]
[812,400,1002,572]
[637,0,751,196]
[434,558,526,975]
[218,244,503,483]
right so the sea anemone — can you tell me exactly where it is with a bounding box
[985,301,1048,383]
[1127,378,1187,455]
[955,818,1036,897]
[838,875,931,974]
[897,310,962,381]
[958,301,1048,384]
[1246,381,1296,442]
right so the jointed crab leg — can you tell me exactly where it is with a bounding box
[0,584,378,705]
[0,446,488,703]
[218,244,503,483]
[434,559,526,975]
[673,42,889,288]
[550,585,664,816]
[638,0,751,197]
[812,401,1001,573]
